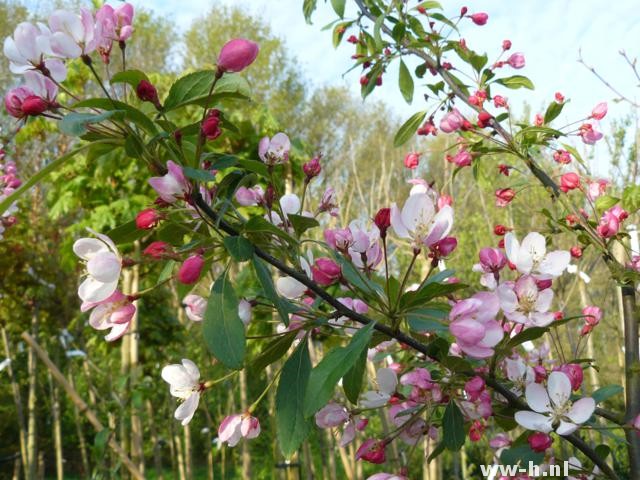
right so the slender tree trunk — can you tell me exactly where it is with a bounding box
[2,327,29,479]
[68,374,91,477]
[202,401,215,480]
[128,248,145,475]
[48,372,64,480]
[173,431,187,480]
[184,423,193,479]
[239,369,252,478]
[146,400,164,480]
[622,285,640,475]
[26,309,39,480]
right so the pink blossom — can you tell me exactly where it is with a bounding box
[235,185,264,206]
[559,172,580,193]
[183,294,207,322]
[582,306,602,326]
[495,188,515,207]
[507,52,525,69]
[218,414,261,446]
[311,257,341,286]
[586,179,609,201]
[469,12,489,25]
[48,9,99,58]
[161,359,201,425]
[528,432,553,452]
[356,439,386,464]
[497,275,554,327]
[449,292,503,358]
[391,192,453,248]
[389,401,426,445]
[553,149,572,164]
[403,152,420,169]
[218,39,259,73]
[597,208,622,238]
[489,433,511,449]
[177,254,204,285]
[149,161,190,203]
[447,149,472,167]
[81,289,134,342]
[579,123,603,145]
[591,102,608,120]
[258,133,290,165]
[400,368,433,390]
[439,109,464,133]
[318,187,339,216]
[555,364,584,391]
[315,403,349,428]
[464,376,485,401]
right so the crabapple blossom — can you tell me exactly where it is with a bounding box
[315,403,349,428]
[95,3,134,61]
[579,122,603,144]
[495,188,515,207]
[218,413,261,446]
[507,52,525,69]
[48,9,98,58]
[469,12,489,25]
[439,109,464,133]
[135,208,161,229]
[504,232,570,278]
[276,253,312,299]
[403,152,420,169]
[366,474,407,480]
[360,368,398,408]
[311,257,341,286]
[528,432,553,452]
[217,38,259,73]
[177,254,205,285]
[505,357,535,396]
[449,292,503,358]
[586,178,608,201]
[235,185,264,206]
[560,172,580,193]
[258,132,290,165]
[591,102,607,120]
[553,149,572,164]
[201,109,222,140]
[303,155,322,180]
[183,294,207,322]
[555,363,584,391]
[390,192,453,248]
[356,439,387,464]
[238,299,252,326]
[143,241,173,259]
[389,401,427,445]
[374,207,391,238]
[582,305,602,326]
[318,187,339,216]
[81,290,135,342]
[161,359,202,425]
[473,247,506,289]
[514,371,595,435]
[148,161,190,203]
[497,275,555,327]
[73,230,122,303]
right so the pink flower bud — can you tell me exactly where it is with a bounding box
[22,96,48,116]
[591,102,608,120]
[439,109,464,133]
[553,149,572,164]
[533,365,547,383]
[502,39,512,50]
[403,152,420,169]
[217,38,259,73]
[507,52,525,69]
[495,188,515,207]
[469,420,484,442]
[429,236,457,259]
[469,12,488,25]
[582,305,602,326]
[311,257,341,286]
[355,439,386,464]
[4,87,34,118]
[570,246,582,258]
[464,376,485,401]
[560,172,580,193]
[136,80,160,108]
[143,241,173,259]
[135,208,162,229]
[479,247,506,272]
[556,364,584,391]
[178,254,205,285]
[528,432,553,452]
[303,156,322,179]
[374,208,391,238]
[201,109,222,140]
[437,195,453,210]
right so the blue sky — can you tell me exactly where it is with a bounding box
[132,0,640,173]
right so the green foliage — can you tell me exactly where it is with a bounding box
[442,401,465,451]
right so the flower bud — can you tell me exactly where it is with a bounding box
[582,305,602,326]
[312,257,341,286]
[469,420,484,442]
[464,376,485,401]
[403,152,420,169]
[570,246,582,258]
[479,247,506,271]
[528,432,552,453]
[556,363,584,391]
[439,109,464,133]
[560,172,580,193]
[202,109,222,141]
[502,39,512,50]
[303,156,322,180]
[135,208,161,229]
[591,102,608,120]
[217,38,259,73]
[493,224,508,236]
[469,12,488,25]
[22,96,48,116]
[355,439,386,464]
[495,188,515,207]
[178,254,205,284]
[632,413,640,432]
[143,241,173,259]
[136,80,160,109]
[374,207,391,238]
[553,149,572,164]
[507,52,525,69]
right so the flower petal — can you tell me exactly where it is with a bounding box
[547,371,571,409]
[78,277,117,303]
[538,250,571,277]
[525,383,551,413]
[73,237,108,260]
[514,411,553,433]
[376,368,398,394]
[175,392,200,426]
[566,397,595,424]
[555,420,578,436]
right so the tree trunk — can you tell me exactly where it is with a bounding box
[239,370,252,478]
[621,285,640,475]
[1,327,28,479]
[146,400,164,480]
[173,432,187,480]
[26,310,39,480]
[48,372,64,480]
[184,423,193,480]
[68,374,91,477]
[120,268,132,478]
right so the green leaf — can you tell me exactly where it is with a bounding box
[110,69,149,87]
[622,185,640,213]
[107,220,146,245]
[182,166,216,182]
[303,0,317,23]
[543,101,565,124]
[287,214,319,237]
[163,71,250,112]
[595,444,611,460]
[591,384,623,404]
[60,111,118,136]
[500,444,544,466]
[94,429,110,458]
[406,306,450,336]
[394,110,427,147]
[243,216,297,245]
[0,141,107,216]
[73,98,158,134]
[505,326,547,350]
[416,1,443,10]
[469,52,488,73]
[342,349,367,404]
[252,256,296,325]
[399,281,466,310]
[223,236,254,262]
[398,60,414,104]
[276,340,312,457]
[332,21,352,48]
[595,195,620,213]
[252,331,297,372]
[203,270,246,369]
[426,441,445,463]
[495,75,534,90]
[442,401,465,451]
[304,322,376,417]
[330,0,345,17]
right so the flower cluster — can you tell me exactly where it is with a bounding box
[0,151,20,239]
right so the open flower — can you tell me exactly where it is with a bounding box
[390,192,453,248]
[505,232,570,278]
[498,275,554,327]
[360,368,398,408]
[276,252,312,299]
[161,359,202,426]
[514,371,595,435]
[48,9,98,58]
[258,133,290,165]
[81,290,134,341]
[73,229,122,303]
[218,413,261,446]
[149,160,190,203]
[449,292,503,358]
